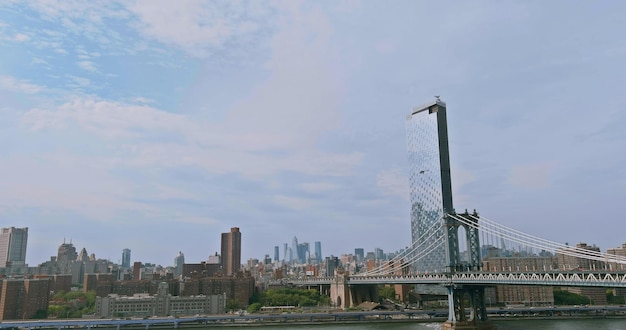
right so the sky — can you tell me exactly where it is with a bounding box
[1,1,626,267]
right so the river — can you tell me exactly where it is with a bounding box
[216,318,626,329]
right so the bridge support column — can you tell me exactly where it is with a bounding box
[442,286,496,330]
[330,273,350,309]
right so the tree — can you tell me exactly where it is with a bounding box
[247,302,262,313]
[379,286,396,301]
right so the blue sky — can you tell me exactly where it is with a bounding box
[1,1,625,267]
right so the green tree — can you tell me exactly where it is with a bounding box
[247,302,262,313]
[379,286,396,301]
[554,289,590,305]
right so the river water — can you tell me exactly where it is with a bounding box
[230,319,626,329]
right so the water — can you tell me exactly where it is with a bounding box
[204,319,626,329]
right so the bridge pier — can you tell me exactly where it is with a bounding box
[330,273,378,308]
[442,286,496,330]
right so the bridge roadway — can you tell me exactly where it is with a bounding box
[283,271,626,287]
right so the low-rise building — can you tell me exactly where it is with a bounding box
[96,282,225,318]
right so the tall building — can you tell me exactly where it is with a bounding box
[174,251,185,276]
[121,248,131,269]
[291,236,299,264]
[314,241,322,261]
[297,242,309,264]
[283,243,288,262]
[354,248,364,263]
[0,227,28,267]
[0,278,49,320]
[221,227,241,276]
[406,99,453,273]
[57,241,77,263]
[273,246,279,263]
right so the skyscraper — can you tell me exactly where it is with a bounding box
[0,227,28,267]
[57,241,77,263]
[274,246,280,263]
[406,98,453,273]
[314,241,322,261]
[221,227,241,275]
[122,248,131,269]
[291,236,299,264]
[354,248,364,263]
[174,251,185,276]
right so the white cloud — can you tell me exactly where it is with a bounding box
[0,75,43,94]
[20,95,362,179]
[9,33,30,42]
[77,60,97,72]
[128,0,270,57]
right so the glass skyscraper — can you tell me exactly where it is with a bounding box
[122,248,131,269]
[406,99,454,273]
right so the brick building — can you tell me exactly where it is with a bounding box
[0,278,49,320]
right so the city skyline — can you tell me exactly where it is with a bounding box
[2,2,626,266]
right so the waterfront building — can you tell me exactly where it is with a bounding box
[607,243,626,271]
[406,99,452,273]
[0,278,49,320]
[0,227,28,268]
[221,227,241,275]
[557,242,604,271]
[96,282,225,318]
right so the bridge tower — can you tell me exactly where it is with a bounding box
[442,210,495,330]
[407,99,495,330]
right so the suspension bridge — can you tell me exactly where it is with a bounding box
[284,99,626,330]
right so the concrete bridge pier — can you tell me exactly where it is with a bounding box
[442,286,496,330]
[330,273,378,309]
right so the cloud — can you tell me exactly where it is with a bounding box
[507,162,555,189]
[128,0,270,57]
[20,95,362,179]
[0,75,43,94]
[77,60,97,72]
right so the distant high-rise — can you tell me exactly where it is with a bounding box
[221,227,241,275]
[274,246,279,263]
[297,242,309,264]
[354,248,364,262]
[291,236,299,264]
[121,248,131,268]
[57,240,77,263]
[0,227,28,267]
[406,99,453,273]
[314,241,322,261]
[374,248,384,260]
[283,243,288,262]
[174,251,185,276]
